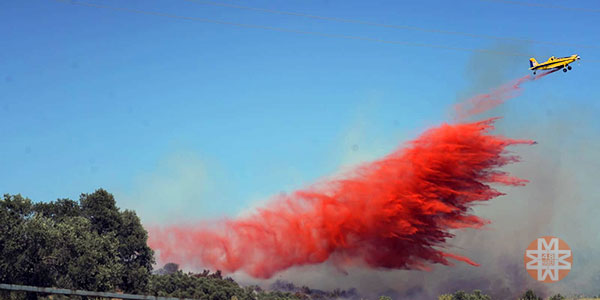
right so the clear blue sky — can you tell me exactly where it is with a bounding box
[1,0,598,222]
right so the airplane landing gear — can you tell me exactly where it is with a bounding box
[568,65,572,70]
[563,68,568,72]
[533,71,536,75]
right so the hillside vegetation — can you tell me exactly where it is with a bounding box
[0,189,595,300]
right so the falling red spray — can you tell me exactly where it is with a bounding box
[455,69,559,120]
[148,118,534,278]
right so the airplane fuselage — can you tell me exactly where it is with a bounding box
[530,54,580,72]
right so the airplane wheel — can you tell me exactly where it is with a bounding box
[568,65,572,70]
[563,68,567,72]
[533,71,536,75]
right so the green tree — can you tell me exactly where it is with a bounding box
[1,190,154,294]
[519,289,542,300]
[49,216,122,291]
[0,195,37,287]
[0,194,123,298]
[79,189,122,235]
[147,270,305,300]
[34,198,80,221]
[116,209,155,293]
[549,294,565,300]
[79,189,154,293]
[438,290,490,300]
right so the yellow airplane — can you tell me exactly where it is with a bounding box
[529,54,581,74]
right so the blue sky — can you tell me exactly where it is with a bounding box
[1,0,598,222]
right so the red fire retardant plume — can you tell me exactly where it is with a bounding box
[149,118,534,278]
[455,70,559,120]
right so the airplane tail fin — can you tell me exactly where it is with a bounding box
[529,58,538,68]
